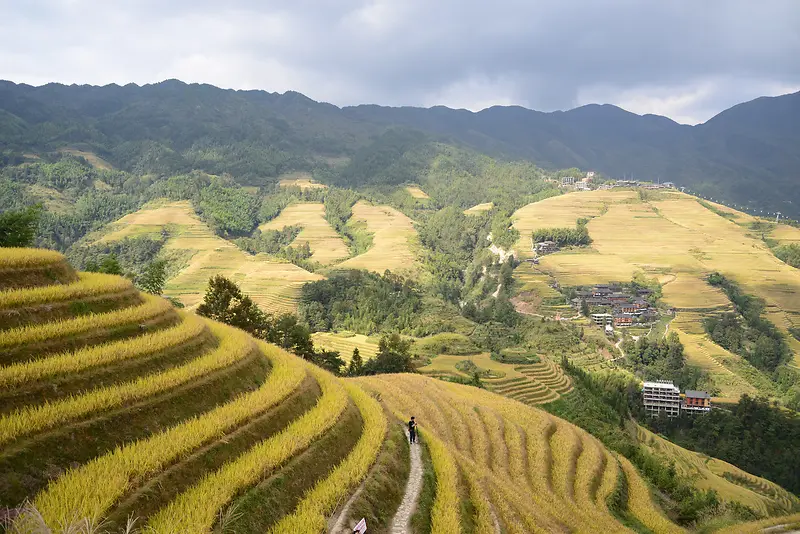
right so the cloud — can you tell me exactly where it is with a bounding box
[1,0,799,123]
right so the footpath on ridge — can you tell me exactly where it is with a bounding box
[390,430,423,534]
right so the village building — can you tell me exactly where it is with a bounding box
[592,285,613,297]
[591,313,613,326]
[561,176,576,186]
[619,303,637,314]
[633,298,649,309]
[534,241,559,255]
[682,390,712,413]
[642,381,682,417]
[608,292,629,303]
[613,314,633,327]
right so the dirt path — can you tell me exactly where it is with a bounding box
[390,430,423,534]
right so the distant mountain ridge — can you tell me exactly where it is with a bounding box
[1,79,798,216]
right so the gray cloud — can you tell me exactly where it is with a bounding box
[1,0,799,123]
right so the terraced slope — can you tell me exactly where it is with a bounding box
[356,373,683,534]
[336,201,421,276]
[0,249,386,533]
[259,202,349,265]
[420,353,573,405]
[97,199,322,314]
[512,190,800,398]
[636,425,800,516]
[311,331,380,362]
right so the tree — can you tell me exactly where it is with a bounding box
[137,259,168,295]
[196,275,272,338]
[347,347,364,376]
[581,299,591,318]
[98,254,123,275]
[313,350,345,376]
[0,204,42,247]
[363,333,415,375]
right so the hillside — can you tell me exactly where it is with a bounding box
[95,199,322,313]
[0,247,692,533]
[1,80,799,216]
[511,190,800,403]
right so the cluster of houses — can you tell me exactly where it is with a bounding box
[570,284,660,328]
[642,380,711,416]
[597,179,675,190]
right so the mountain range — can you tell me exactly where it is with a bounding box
[1,79,798,216]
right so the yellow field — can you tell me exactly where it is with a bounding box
[277,172,327,190]
[335,201,421,276]
[311,331,380,362]
[662,274,732,310]
[419,353,572,405]
[259,203,349,265]
[58,148,113,170]
[4,248,797,533]
[512,189,637,258]
[771,223,800,245]
[0,252,385,532]
[636,425,800,515]
[405,186,430,199]
[355,373,681,533]
[512,190,800,398]
[99,200,322,313]
[464,202,494,215]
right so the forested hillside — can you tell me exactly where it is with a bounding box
[1,80,799,216]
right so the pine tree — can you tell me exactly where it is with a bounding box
[581,299,590,317]
[348,347,364,376]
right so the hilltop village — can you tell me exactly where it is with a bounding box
[569,283,663,329]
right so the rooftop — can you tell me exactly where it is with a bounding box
[643,381,679,390]
[685,390,711,399]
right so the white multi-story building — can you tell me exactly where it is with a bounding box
[642,380,681,417]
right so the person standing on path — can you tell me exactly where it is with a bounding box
[408,416,417,444]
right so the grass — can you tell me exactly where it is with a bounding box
[144,364,349,533]
[406,185,430,199]
[0,312,205,388]
[0,248,67,269]
[29,339,305,527]
[259,202,349,264]
[336,201,421,276]
[618,454,688,534]
[0,321,254,446]
[343,415,411,532]
[277,172,327,190]
[463,202,494,215]
[635,425,800,515]
[98,200,323,313]
[266,382,387,533]
[311,331,380,362]
[0,272,132,310]
[354,373,662,533]
[0,294,176,362]
[223,401,362,533]
[511,190,800,399]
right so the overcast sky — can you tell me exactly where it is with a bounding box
[2,1,799,125]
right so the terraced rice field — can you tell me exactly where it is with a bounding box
[0,249,387,533]
[420,353,573,405]
[311,332,380,362]
[98,200,322,314]
[464,201,494,215]
[405,185,430,199]
[512,190,800,398]
[259,203,349,265]
[277,172,327,190]
[356,373,685,533]
[336,201,421,276]
[636,425,800,516]
[4,248,798,533]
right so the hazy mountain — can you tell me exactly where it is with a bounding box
[1,80,798,216]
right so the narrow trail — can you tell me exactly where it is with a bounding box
[390,429,424,534]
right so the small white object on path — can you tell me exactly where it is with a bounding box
[390,429,424,534]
